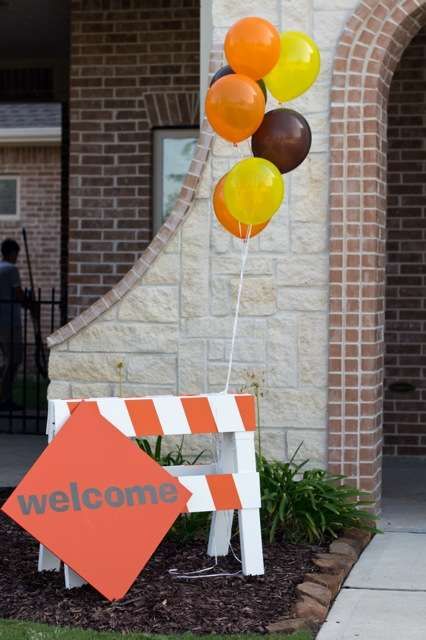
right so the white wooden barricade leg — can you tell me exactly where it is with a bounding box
[208,433,234,557]
[208,431,264,575]
[38,404,61,573]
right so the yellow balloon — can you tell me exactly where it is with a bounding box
[264,31,320,102]
[223,158,284,226]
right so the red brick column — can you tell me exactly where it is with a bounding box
[328,0,426,502]
[69,0,199,317]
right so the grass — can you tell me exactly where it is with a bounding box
[0,620,313,640]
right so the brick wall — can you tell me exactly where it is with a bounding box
[69,0,200,317]
[0,145,61,295]
[384,26,426,456]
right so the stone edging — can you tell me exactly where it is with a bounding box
[267,528,373,635]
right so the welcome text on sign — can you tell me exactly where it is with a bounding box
[17,481,178,515]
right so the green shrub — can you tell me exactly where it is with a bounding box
[136,433,377,547]
[135,435,205,467]
[259,447,378,544]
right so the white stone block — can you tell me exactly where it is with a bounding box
[115,383,177,397]
[261,388,327,428]
[211,255,274,276]
[178,340,207,395]
[257,428,287,462]
[290,81,329,115]
[266,316,298,387]
[49,353,126,383]
[181,200,210,318]
[142,253,180,285]
[313,11,348,51]
[127,355,177,385]
[213,0,279,27]
[230,276,277,316]
[208,340,225,361]
[118,286,179,323]
[212,222,233,254]
[287,428,327,468]
[277,255,328,286]
[47,381,70,400]
[208,363,266,388]
[291,222,327,253]
[313,0,356,11]
[225,338,266,363]
[290,153,329,222]
[197,162,212,199]
[67,322,178,354]
[281,0,312,32]
[70,382,113,399]
[211,277,232,316]
[299,314,328,387]
[164,232,180,254]
[277,287,328,311]
[258,207,290,253]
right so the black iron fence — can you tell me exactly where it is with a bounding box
[0,288,66,435]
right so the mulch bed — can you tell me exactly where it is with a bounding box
[0,487,323,634]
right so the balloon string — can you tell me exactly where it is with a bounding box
[224,226,251,393]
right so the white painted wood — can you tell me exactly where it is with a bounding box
[97,398,136,437]
[38,544,61,572]
[238,508,265,575]
[208,510,234,556]
[64,565,87,589]
[233,472,261,508]
[208,433,236,557]
[166,463,217,477]
[208,394,245,432]
[179,475,216,512]
[152,396,191,434]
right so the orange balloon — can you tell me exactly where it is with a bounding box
[213,175,268,239]
[205,74,265,144]
[225,17,280,80]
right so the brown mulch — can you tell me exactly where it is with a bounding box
[0,487,323,634]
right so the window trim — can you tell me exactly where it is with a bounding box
[0,175,20,219]
[152,127,199,235]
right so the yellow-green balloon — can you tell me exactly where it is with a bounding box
[264,31,320,102]
[223,157,284,226]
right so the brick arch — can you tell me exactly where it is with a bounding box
[144,91,199,128]
[328,0,426,502]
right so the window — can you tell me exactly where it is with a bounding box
[153,128,198,234]
[0,177,19,217]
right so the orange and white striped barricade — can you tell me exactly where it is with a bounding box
[38,393,264,587]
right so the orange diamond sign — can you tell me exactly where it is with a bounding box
[1,402,191,601]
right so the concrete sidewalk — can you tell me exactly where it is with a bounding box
[317,457,426,640]
[0,434,46,486]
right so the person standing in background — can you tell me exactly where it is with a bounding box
[0,238,24,410]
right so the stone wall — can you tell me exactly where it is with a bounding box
[48,0,362,465]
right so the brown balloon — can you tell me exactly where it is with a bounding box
[251,108,312,174]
